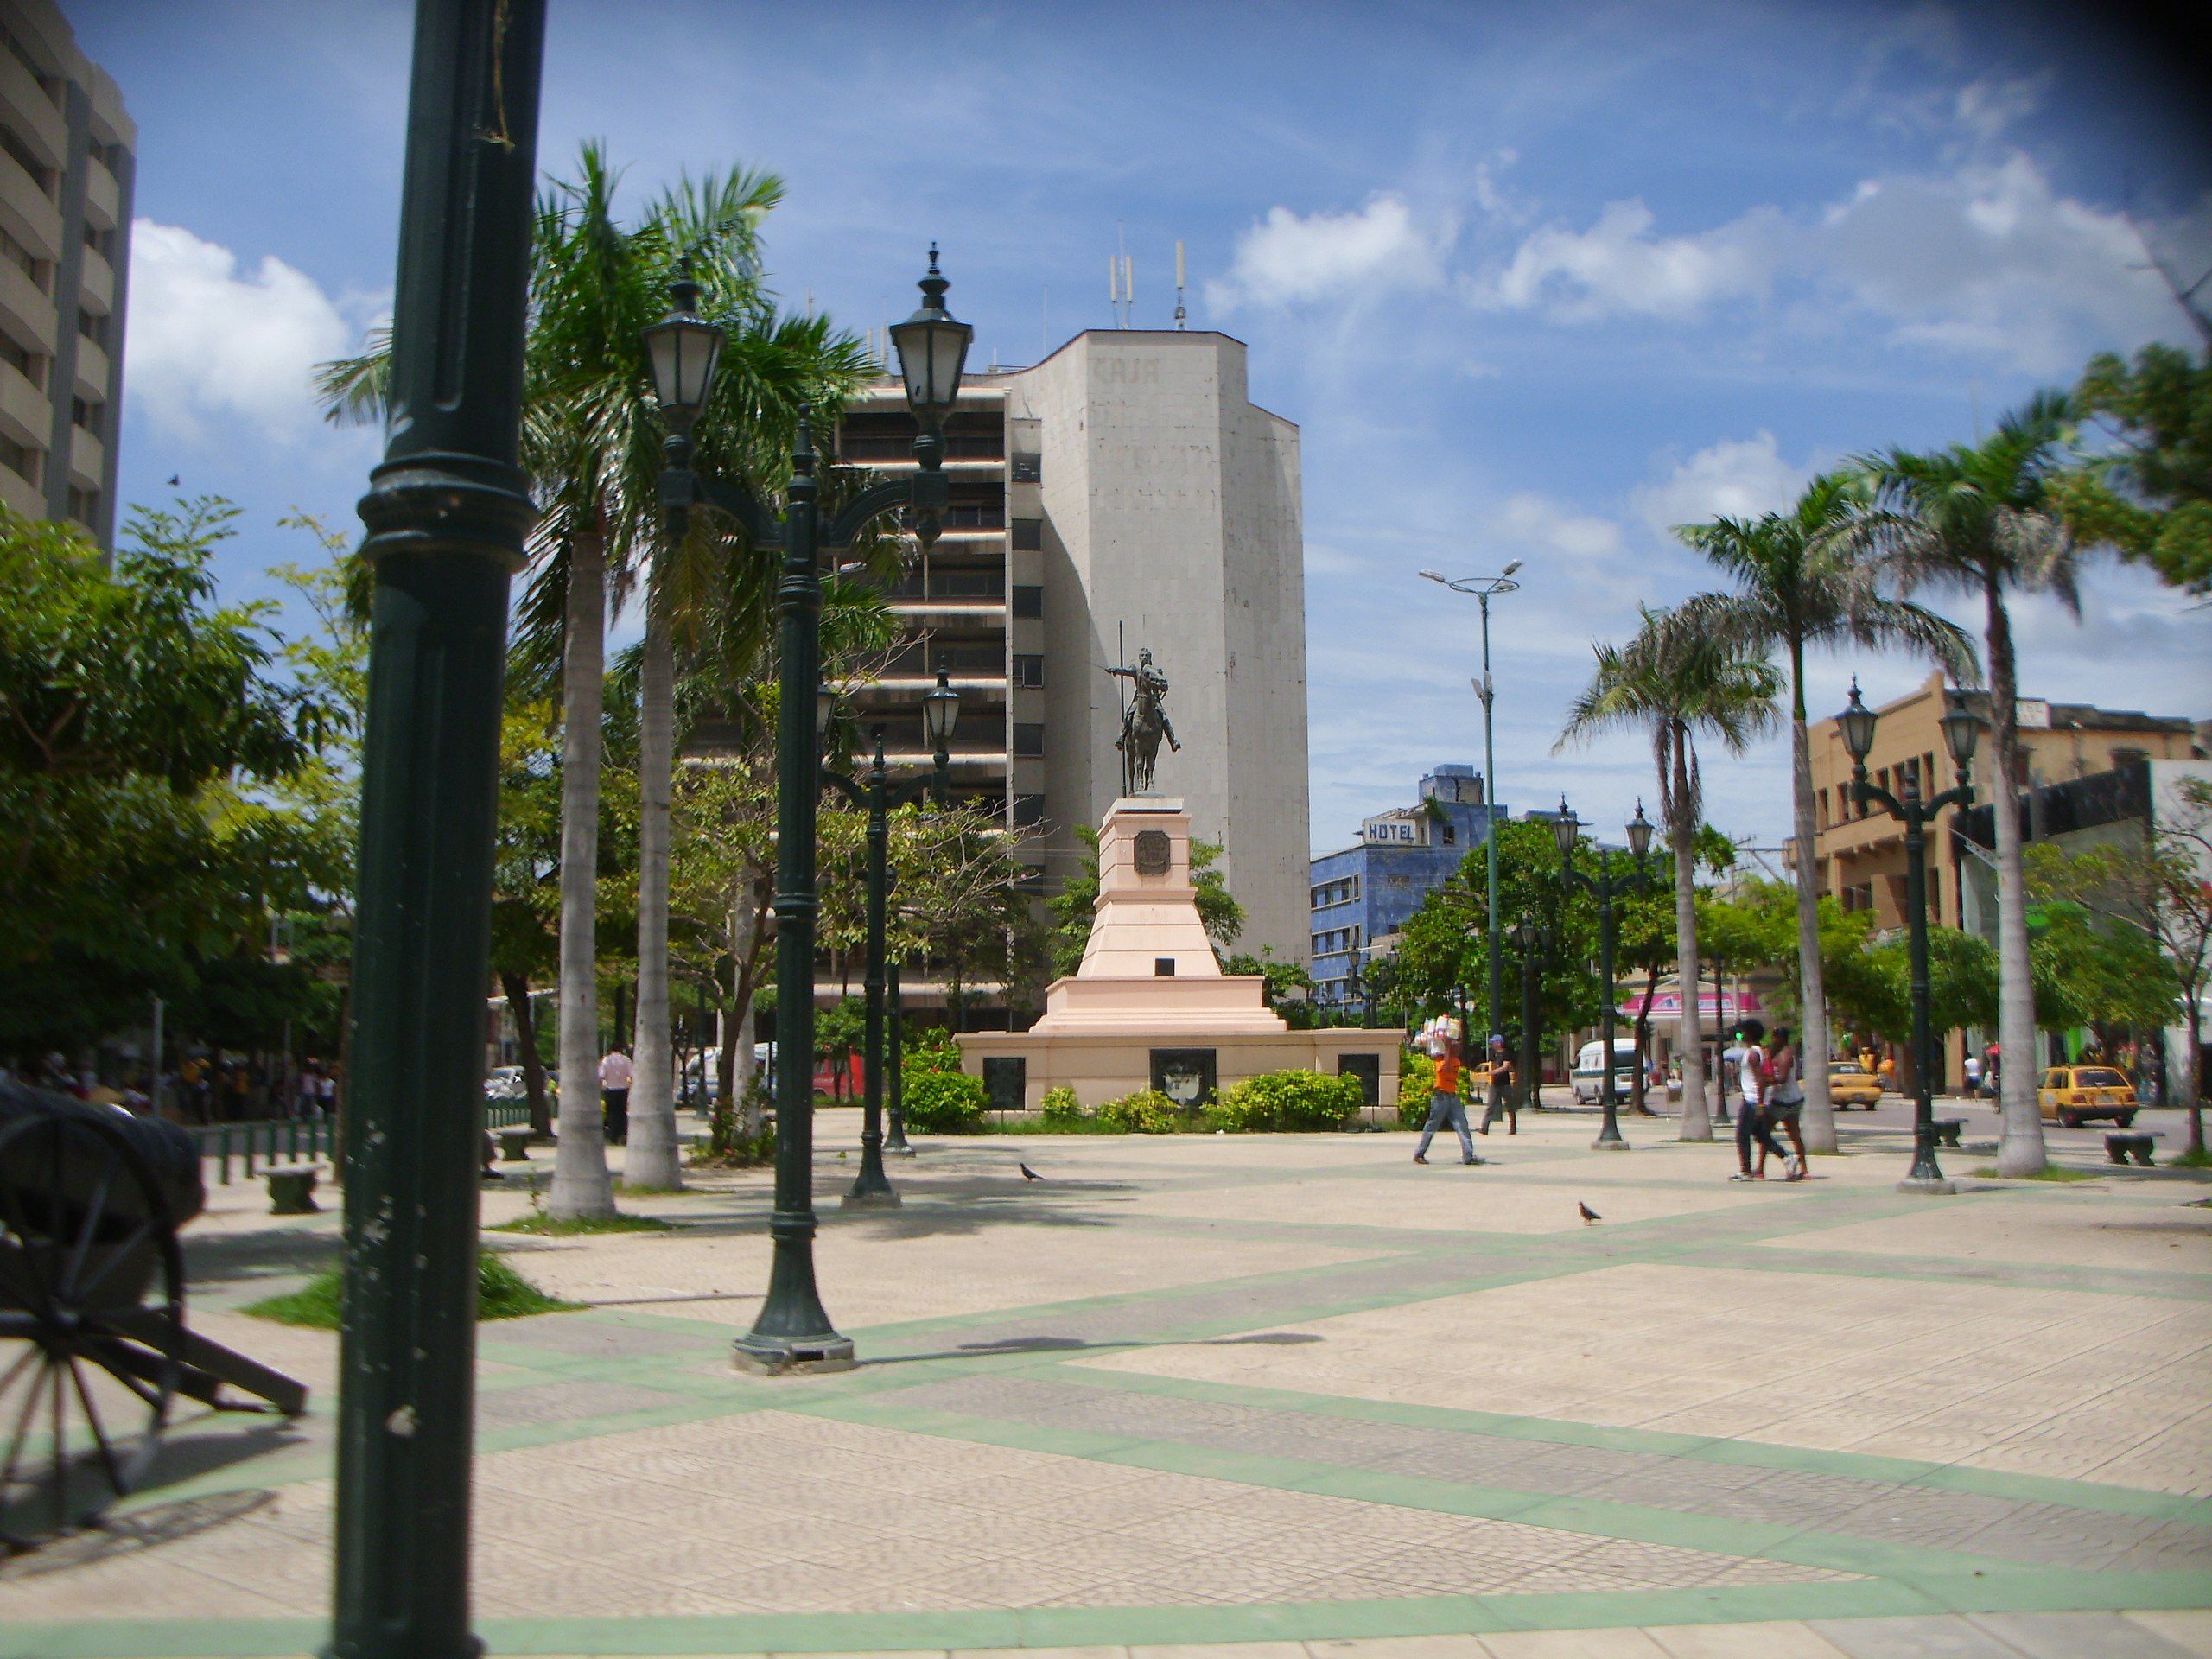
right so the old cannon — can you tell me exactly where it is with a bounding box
[0,1079,308,1550]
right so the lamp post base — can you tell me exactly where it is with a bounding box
[841,1185,902,1209]
[1897,1175,1957,1196]
[731,1333,857,1376]
[885,1143,918,1158]
[1591,1136,1631,1151]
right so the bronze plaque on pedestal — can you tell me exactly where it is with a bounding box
[1134,830,1171,875]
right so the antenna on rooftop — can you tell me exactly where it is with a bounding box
[1111,222,1134,327]
[1174,240,1187,329]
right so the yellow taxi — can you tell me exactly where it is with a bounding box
[2037,1065,2139,1128]
[1827,1063,1883,1109]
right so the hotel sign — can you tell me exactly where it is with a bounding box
[1362,815,1427,846]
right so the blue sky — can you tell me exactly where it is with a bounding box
[81,0,2212,856]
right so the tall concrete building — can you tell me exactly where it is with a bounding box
[0,0,132,546]
[836,328,1312,988]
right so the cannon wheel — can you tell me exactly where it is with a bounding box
[0,1111,184,1552]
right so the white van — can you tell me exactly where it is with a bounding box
[1573,1039,1640,1104]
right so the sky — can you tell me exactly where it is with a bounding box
[77,0,2212,861]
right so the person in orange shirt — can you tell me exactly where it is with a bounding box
[1414,1032,1483,1166]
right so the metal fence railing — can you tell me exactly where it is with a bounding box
[188,1097,540,1185]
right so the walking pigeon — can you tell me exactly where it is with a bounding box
[1019,1162,1043,1181]
[1579,1202,1601,1225]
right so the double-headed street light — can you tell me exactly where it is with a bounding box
[1554,797,1652,1151]
[1835,678,1980,1195]
[1419,562,1522,1050]
[818,683,959,1202]
[645,249,970,1374]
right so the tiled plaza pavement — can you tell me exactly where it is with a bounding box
[3,1105,2209,1657]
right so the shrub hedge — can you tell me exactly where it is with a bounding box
[902,1068,987,1133]
[1211,1069,1364,1133]
[1096,1088,1185,1134]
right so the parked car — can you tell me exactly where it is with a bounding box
[2037,1065,2138,1128]
[1827,1063,1883,1109]
[1572,1039,1640,1105]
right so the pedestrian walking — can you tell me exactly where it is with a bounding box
[1963,1051,1983,1100]
[1478,1033,1517,1135]
[1728,1020,1788,1181]
[1413,1032,1482,1166]
[600,1045,633,1147]
[1764,1024,1808,1181]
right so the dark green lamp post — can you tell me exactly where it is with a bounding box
[1554,796,1650,1150]
[1836,677,1979,1194]
[326,3,543,1656]
[1510,913,1544,1114]
[647,249,970,1373]
[819,690,957,1201]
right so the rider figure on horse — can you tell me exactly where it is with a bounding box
[1107,646,1179,794]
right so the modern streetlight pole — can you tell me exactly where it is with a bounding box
[1834,678,1980,1196]
[818,692,957,1204]
[1552,798,1653,1152]
[1420,563,1522,1047]
[645,251,971,1372]
[327,4,544,1655]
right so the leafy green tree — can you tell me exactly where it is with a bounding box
[2056,340,2212,595]
[1558,609,1781,1140]
[1675,472,1974,1150]
[1222,950,1317,1027]
[1860,394,2104,1175]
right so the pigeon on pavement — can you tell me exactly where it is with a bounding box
[1019,1162,1043,1181]
[1579,1202,1601,1225]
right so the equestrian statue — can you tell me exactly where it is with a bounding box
[1107,645,1179,796]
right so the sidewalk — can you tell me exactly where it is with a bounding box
[3,1110,2207,1656]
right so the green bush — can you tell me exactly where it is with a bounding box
[902,1067,987,1134]
[903,1035,963,1076]
[1397,1047,1436,1128]
[1039,1084,1084,1122]
[1211,1069,1364,1133]
[1097,1088,1185,1134]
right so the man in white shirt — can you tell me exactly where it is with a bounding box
[600,1046,633,1147]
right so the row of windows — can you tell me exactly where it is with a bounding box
[0,432,35,485]
[1312,924,1363,957]
[1310,874,1362,909]
[0,119,53,200]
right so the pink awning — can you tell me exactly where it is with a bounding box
[1618,989,1764,1022]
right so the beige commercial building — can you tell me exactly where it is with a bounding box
[1,0,132,545]
[830,328,1312,1013]
[1801,671,2201,1085]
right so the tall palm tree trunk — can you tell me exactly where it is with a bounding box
[550,531,616,1218]
[1789,645,1838,1153]
[626,589,683,1188]
[1671,728,1712,1141]
[1986,585,2048,1177]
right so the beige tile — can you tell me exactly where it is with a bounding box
[1306,1644,1491,1659]
[2125,1611,2212,1657]
[1478,1631,1672,1659]
[1648,1623,1851,1658]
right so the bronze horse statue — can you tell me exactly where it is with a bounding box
[1108,647,1179,795]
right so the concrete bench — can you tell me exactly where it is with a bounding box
[498,1128,534,1163]
[266,1166,320,1215]
[1932,1117,1964,1148]
[2105,1132,2159,1166]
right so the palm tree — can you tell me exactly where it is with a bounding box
[1557,611,1782,1141]
[1859,393,2088,1178]
[1674,474,1975,1154]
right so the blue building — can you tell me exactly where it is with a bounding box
[1309,764,1506,1013]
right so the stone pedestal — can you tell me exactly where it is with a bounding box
[959,798,1400,1111]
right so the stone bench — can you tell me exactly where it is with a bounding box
[2104,1132,2158,1167]
[266,1166,320,1215]
[1932,1117,1964,1148]
[498,1128,534,1163]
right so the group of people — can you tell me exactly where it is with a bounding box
[1722,1020,1807,1182]
[1409,1022,1519,1166]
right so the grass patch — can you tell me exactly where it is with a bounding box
[2169,1146,2211,1170]
[489,1210,676,1236]
[243,1250,581,1329]
[1970,1164,2102,1183]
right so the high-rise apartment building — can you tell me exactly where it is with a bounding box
[0,0,131,546]
[831,327,1313,993]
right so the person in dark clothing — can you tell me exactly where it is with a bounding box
[1729,1020,1789,1180]
[1478,1034,1517,1135]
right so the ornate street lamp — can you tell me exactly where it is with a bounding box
[647,249,970,1373]
[819,691,958,1197]
[1834,677,1980,1193]
[1420,562,1522,1053]
[1510,912,1546,1115]
[1555,795,1649,1151]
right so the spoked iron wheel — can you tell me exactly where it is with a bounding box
[0,1112,183,1553]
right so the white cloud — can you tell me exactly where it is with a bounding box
[1207,194,1449,311]
[1633,432,1810,536]
[126,220,360,442]
[1464,150,2196,372]
[1952,73,2049,143]
[1491,492,1624,566]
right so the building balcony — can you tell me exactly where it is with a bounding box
[68,423,101,487]
[72,333,105,400]
[84,156,119,232]
[0,55,67,170]
[0,459,41,518]
[0,259,55,353]
[0,356,48,448]
[79,245,111,313]
[890,598,1007,627]
[0,149,61,263]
